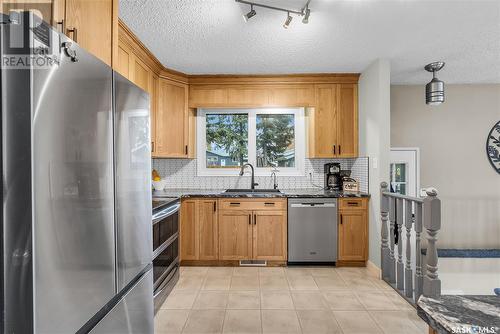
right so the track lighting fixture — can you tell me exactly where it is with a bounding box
[236,0,311,28]
[243,4,256,22]
[424,62,445,105]
[283,12,292,29]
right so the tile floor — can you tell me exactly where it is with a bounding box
[155,266,429,334]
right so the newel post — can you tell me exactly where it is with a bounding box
[423,189,441,298]
[380,182,390,280]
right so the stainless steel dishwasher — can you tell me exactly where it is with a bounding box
[288,198,338,264]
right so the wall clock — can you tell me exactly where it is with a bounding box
[487,120,500,174]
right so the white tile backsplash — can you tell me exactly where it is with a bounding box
[152,157,369,193]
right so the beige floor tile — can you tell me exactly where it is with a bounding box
[336,268,371,281]
[308,267,338,277]
[291,291,328,309]
[203,276,232,290]
[227,291,261,309]
[356,291,399,310]
[230,276,260,290]
[296,310,341,334]
[154,309,189,334]
[383,291,416,310]
[207,267,234,277]
[333,310,383,333]
[183,309,225,334]
[259,276,289,290]
[193,291,229,309]
[344,276,379,290]
[261,291,294,309]
[261,310,301,333]
[161,290,198,309]
[323,291,365,310]
[223,309,262,334]
[259,267,285,277]
[233,267,259,277]
[180,266,209,277]
[370,278,394,291]
[174,276,204,291]
[369,311,422,334]
[314,276,349,290]
[285,267,312,277]
[287,275,319,290]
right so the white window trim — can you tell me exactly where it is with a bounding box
[197,108,305,177]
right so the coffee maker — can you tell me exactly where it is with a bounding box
[324,163,342,191]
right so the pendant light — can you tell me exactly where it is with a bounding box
[424,62,445,105]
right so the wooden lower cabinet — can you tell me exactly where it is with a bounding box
[338,198,368,263]
[253,211,287,260]
[180,199,217,261]
[218,210,253,260]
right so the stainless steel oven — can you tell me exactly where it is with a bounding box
[152,198,180,313]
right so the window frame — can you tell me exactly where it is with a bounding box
[197,108,305,177]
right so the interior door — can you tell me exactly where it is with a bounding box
[114,72,152,291]
[218,211,252,260]
[32,34,115,334]
[390,148,419,196]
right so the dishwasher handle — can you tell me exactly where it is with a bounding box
[290,203,336,208]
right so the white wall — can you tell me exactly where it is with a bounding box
[391,84,500,249]
[358,59,391,268]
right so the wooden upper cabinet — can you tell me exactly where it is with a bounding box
[218,210,253,260]
[308,84,358,158]
[269,86,315,107]
[64,0,115,66]
[156,79,189,158]
[116,41,131,78]
[337,84,358,157]
[189,86,228,108]
[253,211,287,261]
[198,200,218,260]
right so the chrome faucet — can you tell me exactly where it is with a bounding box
[239,163,258,189]
[271,171,278,190]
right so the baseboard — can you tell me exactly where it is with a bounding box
[366,260,382,278]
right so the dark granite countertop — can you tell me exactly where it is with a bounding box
[152,188,370,199]
[417,295,500,334]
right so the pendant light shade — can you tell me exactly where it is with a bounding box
[425,62,445,105]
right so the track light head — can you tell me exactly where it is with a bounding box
[302,7,310,24]
[283,12,292,29]
[243,5,256,22]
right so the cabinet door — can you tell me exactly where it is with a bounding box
[156,79,188,157]
[269,86,315,107]
[151,74,159,156]
[65,0,113,66]
[311,84,338,158]
[218,211,253,260]
[198,200,218,260]
[116,40,132,79]
[180,200,198,260]
[253,211,287,261]
[338,210,367,261]
[337,84,358,157]
[226,87,269,106]
[131,56,151,92]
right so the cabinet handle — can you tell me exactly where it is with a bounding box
[340,214,343,224]
[347,201,359,206]
[264,202,275,206]
[151,141,155,153]
[248,214,251,225]
[67,27,78,42]
[185,145,188,155]
[229,202,241,206]
[339,145,341,155]
[253,214,257,225]
[56,19,65,33]
[213,201,217,212]
[333,145,336,155]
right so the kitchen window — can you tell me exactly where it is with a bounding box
[197,108,305,176]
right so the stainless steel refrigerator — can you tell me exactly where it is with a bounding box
[1,12,153,334]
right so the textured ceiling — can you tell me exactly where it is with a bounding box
[119,0,500,84]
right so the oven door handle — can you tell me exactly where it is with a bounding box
[153,203,180,221]
[153,262,178,298]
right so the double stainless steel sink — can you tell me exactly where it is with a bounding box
[224,189,281,194]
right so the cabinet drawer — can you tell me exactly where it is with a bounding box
[339,198,368,210]
[219,199,286,211]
